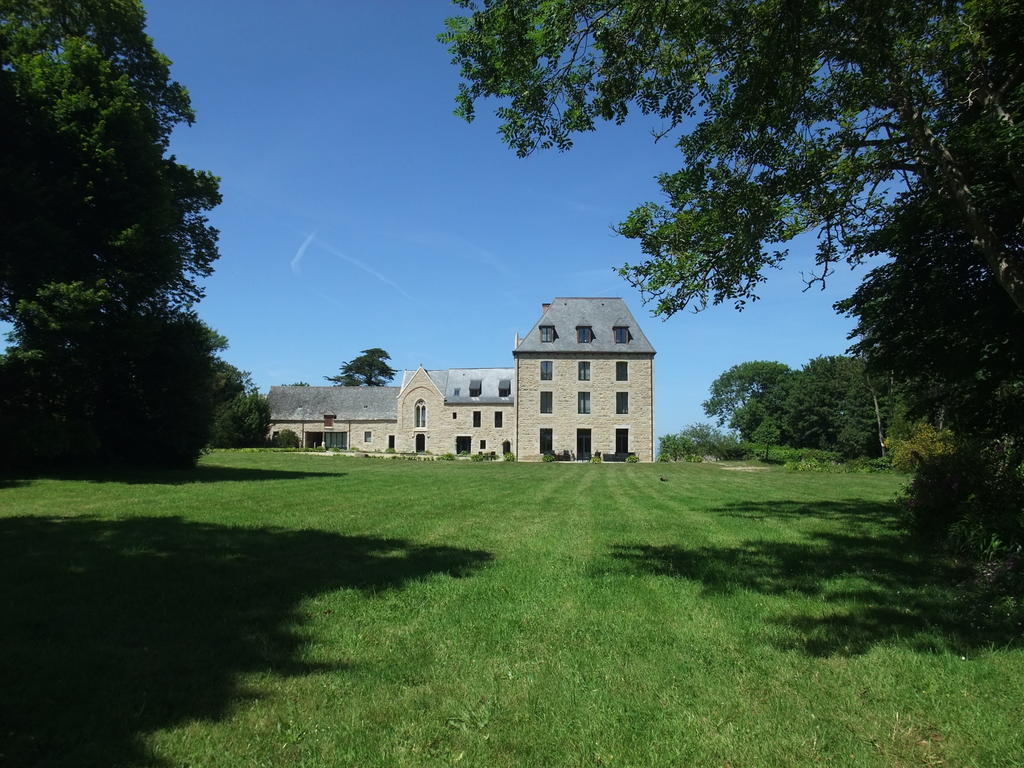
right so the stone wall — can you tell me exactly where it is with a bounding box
[395,369,516,455]
[514,353,654,461]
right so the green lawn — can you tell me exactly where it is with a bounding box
[2,453,1021,767]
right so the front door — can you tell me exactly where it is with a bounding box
[576,429,592,461]
[415,433,425,453]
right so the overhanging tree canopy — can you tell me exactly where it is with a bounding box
[441,0,1024,315]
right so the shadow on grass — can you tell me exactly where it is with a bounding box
[6,464,344,485]
[608,498,1010,658]
[0,515,492,767]
[717,498,901,528]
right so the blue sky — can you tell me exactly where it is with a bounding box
[139,0,868,438]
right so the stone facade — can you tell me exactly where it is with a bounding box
[266,297,655,460]
[514,354,654,461]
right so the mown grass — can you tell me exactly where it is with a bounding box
[2,453,1021,767]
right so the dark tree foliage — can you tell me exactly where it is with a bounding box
[838,193,1024,441]
[326,348,397,387]
[0,1,222,468]
[442,0,1024,314]
[784,356,880,459]
[210,393,270,449]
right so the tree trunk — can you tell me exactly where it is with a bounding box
[865,372,886,457]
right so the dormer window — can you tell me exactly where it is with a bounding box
[498,379,511,397]
[469,379,482,397]
[540,325,556,343]
[577,326,594,343]
[453,387,460,396]
[324,414,335,427]
[614,326,630,343]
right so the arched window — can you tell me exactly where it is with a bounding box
[415,400,427,428]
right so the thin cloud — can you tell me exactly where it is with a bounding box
[291,231,316,273]
[313,237,419,304]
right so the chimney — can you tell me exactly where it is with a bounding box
[541,302,551,314]
[514,332,521,348]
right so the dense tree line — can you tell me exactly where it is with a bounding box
[0,0,235,467]
[700,355,905,460]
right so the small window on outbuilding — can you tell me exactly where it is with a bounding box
[324,414,335,427]
[469,379,482,397]
[364,431,372,443]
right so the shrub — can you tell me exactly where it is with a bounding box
[542,453,556,462]
[438,453,456,461]
[625,454,639,463]
[684,454,703,463]
[897,436,1024,558]
[273,429,299,448]
[590,454,602,463]
[659,423,743,461]
[503,452,516,461]
[470,453,487,462]
[889,422,955,472]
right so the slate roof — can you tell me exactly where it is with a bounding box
[400,368,516,404]
[267,386,399,421]
[514,297,656,355]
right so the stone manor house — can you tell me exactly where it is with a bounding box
[267,298,656,461]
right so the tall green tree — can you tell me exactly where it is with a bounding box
[325,348,397,387]
[0,0,222,467]
[783,356,880,458]
[442,0,1024,315]
[703,361,792,441]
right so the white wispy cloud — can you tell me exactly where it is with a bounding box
[294,234,419,303]
[290,231,317,274]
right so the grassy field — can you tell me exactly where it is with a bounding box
[2,452,1021,768]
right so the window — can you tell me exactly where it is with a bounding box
[415,400,427,428]
[473,410,481,428]
[616,391,629,414]
[456,436,471,454]
[616,361,628,381]
[452,411,457,419]
[469,379,482,397]
[540,391,553,414]
[453,387,460,396]
[578,391,591,414]
[540,361,553,380]
[498,378,511,397]
[540,428,553,454]
[364,431,372,443]
[494,411,503,428]
[480,439,487,450]
[614,326,630,343]
[577,326,594,343]
[616,428,629,454]
[326,432,348,449]
[578,361,590,381]
[540,325,555,342]
[324,414,335,427]
[388,435,395,450]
